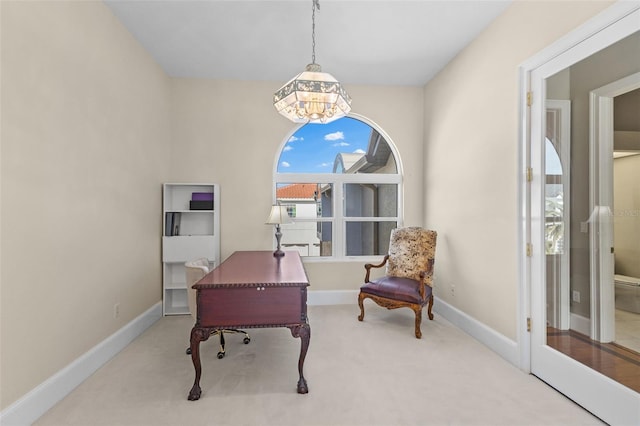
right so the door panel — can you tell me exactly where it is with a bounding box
[527,9,640,425]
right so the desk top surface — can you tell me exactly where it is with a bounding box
[194,250,309,289]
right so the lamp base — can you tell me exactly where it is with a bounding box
[273,224,285,257]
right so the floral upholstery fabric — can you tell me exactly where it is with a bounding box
[386,227,437,286]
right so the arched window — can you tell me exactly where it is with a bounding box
[273,115,403,259]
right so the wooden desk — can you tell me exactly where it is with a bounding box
[188,250,310,400]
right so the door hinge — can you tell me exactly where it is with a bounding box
[527,317,531,332]
[526,167,533,182]
[527,91,533,107]
[526,243,533,257]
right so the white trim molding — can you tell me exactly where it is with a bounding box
[570,313,591,337]
[308,290,359,305]
[433,297,520,367]
[0,303,162,426]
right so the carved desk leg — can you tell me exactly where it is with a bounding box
[188,327,211,401]
[289,323,311,394]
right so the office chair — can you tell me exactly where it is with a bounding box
[358,227,437,338]
[185,258,250,358]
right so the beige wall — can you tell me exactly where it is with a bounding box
[422,0,613,339]
[0,1,171,409]
[169,81,425,290]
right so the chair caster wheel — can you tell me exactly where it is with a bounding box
[217,352,225,359]
[186,347,191,355]
[243,337,250,344]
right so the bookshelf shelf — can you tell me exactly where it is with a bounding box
[162,183,220,315]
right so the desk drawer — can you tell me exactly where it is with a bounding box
[198,286,304,327]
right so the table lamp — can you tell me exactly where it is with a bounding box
[266,205,293,257]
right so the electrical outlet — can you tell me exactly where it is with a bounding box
[572,291,580,303]
[581,222,588,233]
[450,284,455,296]
[114,303,120,318]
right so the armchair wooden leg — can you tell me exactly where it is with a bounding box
[357,292,366,321]
[427,295,434,320]
[413,307,423,339]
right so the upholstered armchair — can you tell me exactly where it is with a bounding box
[357,227,437,338]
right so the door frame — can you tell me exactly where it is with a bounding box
[589,72,640,342]
[518,2,640,424]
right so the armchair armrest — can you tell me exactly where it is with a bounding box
[364,255,389,283]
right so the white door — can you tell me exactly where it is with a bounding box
[526,5,640,425]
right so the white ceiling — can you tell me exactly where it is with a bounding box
[104,0,512,86]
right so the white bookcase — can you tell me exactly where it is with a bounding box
[162,183,220,315]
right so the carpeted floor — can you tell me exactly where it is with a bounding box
[34,304,603,426]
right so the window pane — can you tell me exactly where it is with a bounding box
[281,221,332,257]
[545,183,564,254]
[345,221,396,256]
[277,117,397,174]
[277,183,332,218]
[344,184,397,217]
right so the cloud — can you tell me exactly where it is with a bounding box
[333,142,349,147]
[288,135,303,142]
[353,149,366,154]
[317,162,333,168]
[283,145,293,151]
[324,131,344,141]
[281,161,290,168]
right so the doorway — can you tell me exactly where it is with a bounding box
[522,4,640,425]
[591,79,640,350]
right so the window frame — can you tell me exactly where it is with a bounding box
[273,114,404,262]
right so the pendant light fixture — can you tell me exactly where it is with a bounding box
[273,0,351,124]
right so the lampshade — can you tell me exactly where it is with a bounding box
[273,0,351,124]
[265,205,293,225]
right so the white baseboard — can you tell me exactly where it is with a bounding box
[570,312,591,336]
[308,290,358,305]
[0,302,162,426]
[433,297,520,367]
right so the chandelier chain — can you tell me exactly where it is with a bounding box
[311,0,319,64]
[273,0,351,124]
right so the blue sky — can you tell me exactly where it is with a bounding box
[545,138,563,175]
[277,117,372,173]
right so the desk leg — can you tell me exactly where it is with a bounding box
[288,324,310,394]
[188,327,211,401]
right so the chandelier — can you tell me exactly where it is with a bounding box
[273,0,352,124]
